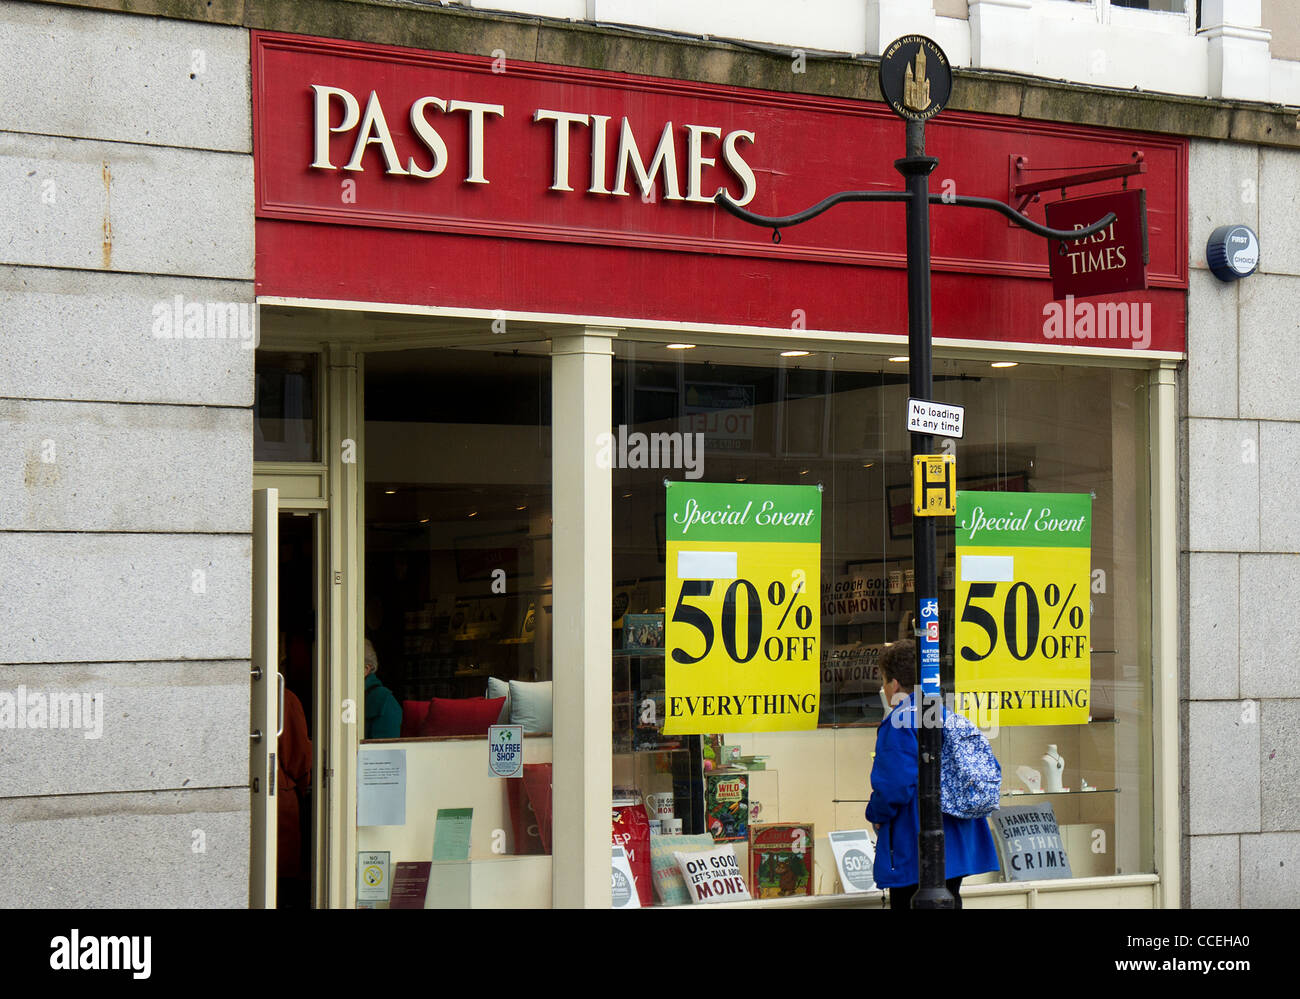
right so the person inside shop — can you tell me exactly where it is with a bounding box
[865,639,1000,909]
[277,632,313,908]
[364,639,402,740]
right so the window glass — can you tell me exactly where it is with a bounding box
[611,340,1152,903]
[356,345,553,908]
[254,351,318,462]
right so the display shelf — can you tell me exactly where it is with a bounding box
[1002,787,1118,798]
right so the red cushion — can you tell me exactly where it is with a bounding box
[418,696,507,738]
[522,763,554,855]
[401,700,431,739]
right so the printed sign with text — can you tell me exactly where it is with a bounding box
[954,491,1091,726]
[664,481,821,734]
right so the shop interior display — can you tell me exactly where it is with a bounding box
[1040,744,1066,793]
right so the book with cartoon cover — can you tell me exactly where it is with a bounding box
[748,822,815,898]
[704,772,749,842]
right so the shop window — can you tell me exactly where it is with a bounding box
[253,351,319,462]
[611,341,1153,904]
[356,345,553,907]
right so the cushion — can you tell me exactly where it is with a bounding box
[650,833,715,906]
[522,763,553,854]
[674,844,752,905]
[509,680,552,733]
[401,700,432,739]
[486,677,511,724]
[485,678,553,734]
[506,776,546,855]
[418,696,507,738]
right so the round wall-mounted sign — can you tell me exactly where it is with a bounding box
[1207,224,1260,281]
[878,35,952,122]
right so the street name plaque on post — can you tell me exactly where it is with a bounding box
[878,35,952,121]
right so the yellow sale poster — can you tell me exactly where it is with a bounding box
[663,482,821,735]
[954,491,1091,727]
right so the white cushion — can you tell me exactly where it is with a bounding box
[674,845,751,904]
[486,677,511,724]
[485,678,553,734]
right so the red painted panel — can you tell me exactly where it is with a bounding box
[253,31,1187,353]
[256,220,1185,352]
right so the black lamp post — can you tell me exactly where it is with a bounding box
[715,35,1116,909]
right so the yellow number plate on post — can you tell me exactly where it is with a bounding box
[913,454,955,516]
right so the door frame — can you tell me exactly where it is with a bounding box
[250,487,278,908]
[253,342,365,909]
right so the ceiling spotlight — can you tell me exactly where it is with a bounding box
[419,518,430,524]
[516,504,527,511]
[666,343,696,350]
[735,475,748,482]
[888,356,908,363]
[781,350,811,357]
[991,361,1019,368]
[384,489,397,495]
[799,468,809,476]
[468,510,478,518]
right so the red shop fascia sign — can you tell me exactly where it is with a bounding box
[253,31,1188,355]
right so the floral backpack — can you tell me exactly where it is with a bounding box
[940,711,1002,819]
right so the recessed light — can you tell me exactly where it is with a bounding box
[666,343,696,350]
[516,504,527,511]
[419,518,430,524]
[735,476,748,482]
[468,510,478,518]
[799,468,809,476]
[862,462,874,468]
[384,489,397,495]
[781,350,811,357]
[991,361,1018,368]
[888,356,908,363]
[622,492,632,498]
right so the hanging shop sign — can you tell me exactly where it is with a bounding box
[663,481,821,734]
[1045,189,1148,300]
[953,491,1091,727]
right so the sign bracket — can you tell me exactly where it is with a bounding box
[1009,150,1147,214]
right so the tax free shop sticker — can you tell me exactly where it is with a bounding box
[664,482,821,735]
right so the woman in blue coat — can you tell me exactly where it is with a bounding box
[866,639,1000,908]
